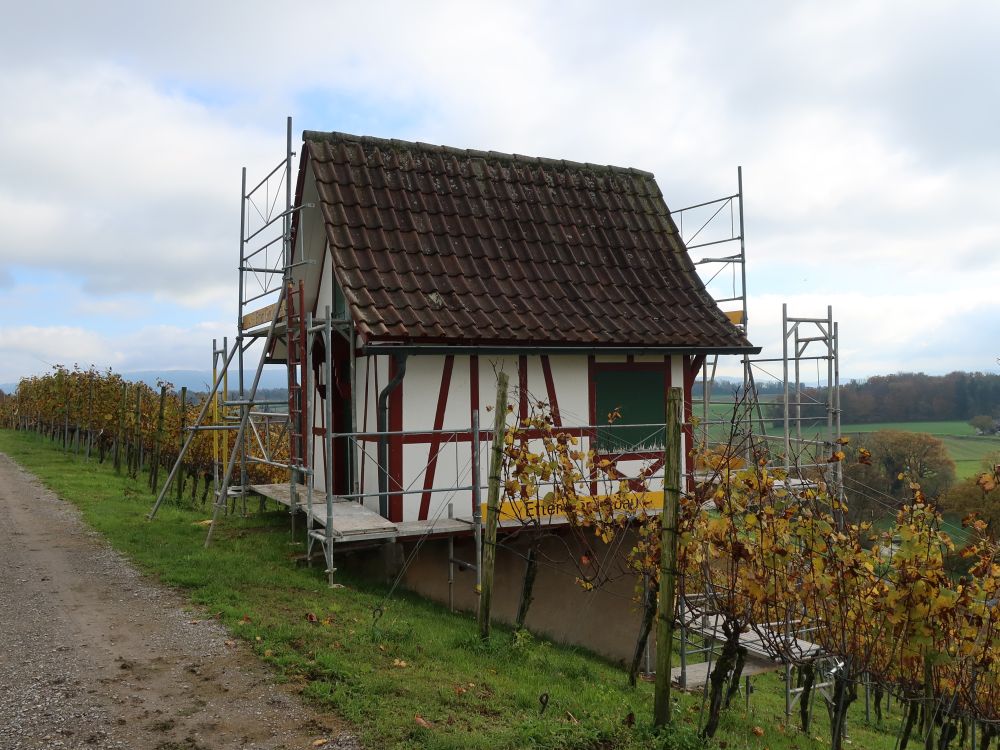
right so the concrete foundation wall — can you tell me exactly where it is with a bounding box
[388,530,655,665]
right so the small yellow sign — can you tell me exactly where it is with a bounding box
[488,491,665,523]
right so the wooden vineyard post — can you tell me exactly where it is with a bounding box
[75,375,84,455]
[62,372,69,452]
[130,388,142,479]
[653,387,682,727]
[478,371,509,642]
[150,385,167,492]
[176,387,187,502]
[85,372,95,460]
[114,383,126,473]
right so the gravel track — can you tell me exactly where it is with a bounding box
[0,452,360,750]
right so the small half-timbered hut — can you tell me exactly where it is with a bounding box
[286,131,756,527]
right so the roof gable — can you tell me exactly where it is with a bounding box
[301,130,753,352]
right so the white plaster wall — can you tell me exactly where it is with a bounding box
[543,354,589,425]
[292,170,328,312]
[355,354,387,513]
[669,353,689,482]
[403,354,589,522]
[398,356,471,521]
[311,349,685,522]
[307,246,335,489]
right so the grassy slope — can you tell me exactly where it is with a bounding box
[0,430,905,750]
[701,403,999,480]
[938,435,1000,479]
[839,420,976,435]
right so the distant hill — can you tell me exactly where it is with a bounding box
[122,369,290,392]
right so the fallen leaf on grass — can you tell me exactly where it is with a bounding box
[751,726,765,736]
[392,658,408,668]
[193,519,213,526]
[305,612,318,623]
[454,686,467,695]
[414,715,432,729]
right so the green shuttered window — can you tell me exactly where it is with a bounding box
[594,368,667,454]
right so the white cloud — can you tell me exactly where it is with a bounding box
[727,292,1000,383]
[0,325,119,381]
[0,320,231,384]
[0,64,277,301]
[0,0,997,380]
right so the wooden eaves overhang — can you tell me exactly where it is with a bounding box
[292,130,759,356]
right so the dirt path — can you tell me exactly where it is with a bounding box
[0,452,359,750]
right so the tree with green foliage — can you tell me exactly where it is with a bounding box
[970,414,997,434]
[845,430,955,508]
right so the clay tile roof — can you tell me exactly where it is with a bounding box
[301,130,755,352]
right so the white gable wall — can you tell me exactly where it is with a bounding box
[306,351,686,523]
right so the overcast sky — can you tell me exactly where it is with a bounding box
[1,1,998,386]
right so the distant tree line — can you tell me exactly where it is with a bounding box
[838,371,1000,423]
[702,371,1000,423]
[765,371,1000,424]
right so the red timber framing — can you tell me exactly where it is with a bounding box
[309,332,354,498]
[347,352,706,522]
[286,280,308,468]
[539,355,562,427]
[388,355,405,522]
[417,355,455,520]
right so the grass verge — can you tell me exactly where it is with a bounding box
[0,429,906,749]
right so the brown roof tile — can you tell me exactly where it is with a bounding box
[300,130,754,352]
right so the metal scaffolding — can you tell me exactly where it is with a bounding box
[676,169,768,454]
[681,172,843,483]
[678,171,846,717]
[149,117,305,542]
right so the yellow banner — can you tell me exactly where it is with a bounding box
[487,491,665,523]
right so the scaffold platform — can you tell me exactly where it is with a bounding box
[250,483,579,543]
[672,612,824,690]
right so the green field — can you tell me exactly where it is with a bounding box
[697,405,999,480]
[839,420,975,436]
[837,424,1000,480]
